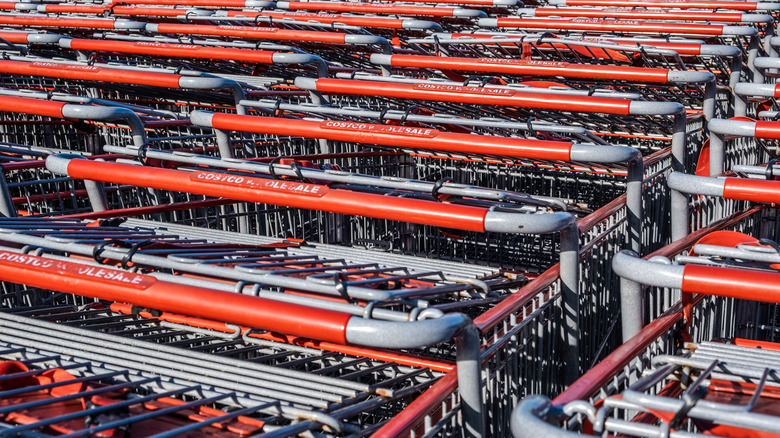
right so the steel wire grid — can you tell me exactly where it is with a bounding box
[0,312,445,437]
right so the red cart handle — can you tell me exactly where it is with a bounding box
[548,0,778,12]
[0,30,63,44]
[0,250,352,343]
[614,250,780,304]
[61,38,278,64]
[38,4,203,17]
[481,17,755,36]
[370,54,714,84]
[295,77,682,116]
[524,7,764,23]
[0,248,473,348]
[46,154,577,235]
[190,110,573,161]
[220,10,436,30]
[148,22,384,45]
[669,171,780,204]
[276,1,486,17]
[0,14,145,30]
[110,0,273,7]
[0,59,238,90]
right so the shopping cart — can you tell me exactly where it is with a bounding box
[384,197,775,437]
[510,223,780,438]
[544,0,780,14]
[0,216,520,436]
[402,33,745,89]
[477,17,763,74]
[367,54,720,120]
[272,0,487,31]
[0,56,250,114]
[15,35,331,79]
[103,0,275,7]
[142,21,394,73]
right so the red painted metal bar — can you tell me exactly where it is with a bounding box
[682,264,780,302]
[64,38,278,63]
[198,112,573,160]
[223,10,409,29]
[308,78,633,114]
[59,158,491,231]
[110,0,254,6]
[0,251,352,343]
[0,30,33,43]
[281,1,464,17]
[150,22,351,44]
[722,177,780,203]
[0,15,137,30]
[39,4,199,17]
[754,120,780,138]
[491,18,728,35]
[0,60,182,88]
[377,54,675,83]
[553,0,764,11]
[0,94,67,118]
[530,8,748,22]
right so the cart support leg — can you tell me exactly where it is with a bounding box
[560,221,580,385]
[0,173,15,218]
[671,111,687,173]
[456,321,485,438]
[671,187,689,242]
[703,79,716,123]
[620,254,644,343]
[749,36,762,83]
[627,158,643,254]
[709,132,726,177]
[215,129,234,159]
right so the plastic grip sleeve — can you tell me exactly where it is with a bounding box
[62,159,490,232]
[0,95,66,118]
[313,78,633,115]
[152,23,348,43]
[682,264,780,303]
[67,39,277,63]
[383,55,672,83]
[0,60,183,88]
[722,178,780,203]
[207,112,573,160]
[0,251,351,343]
